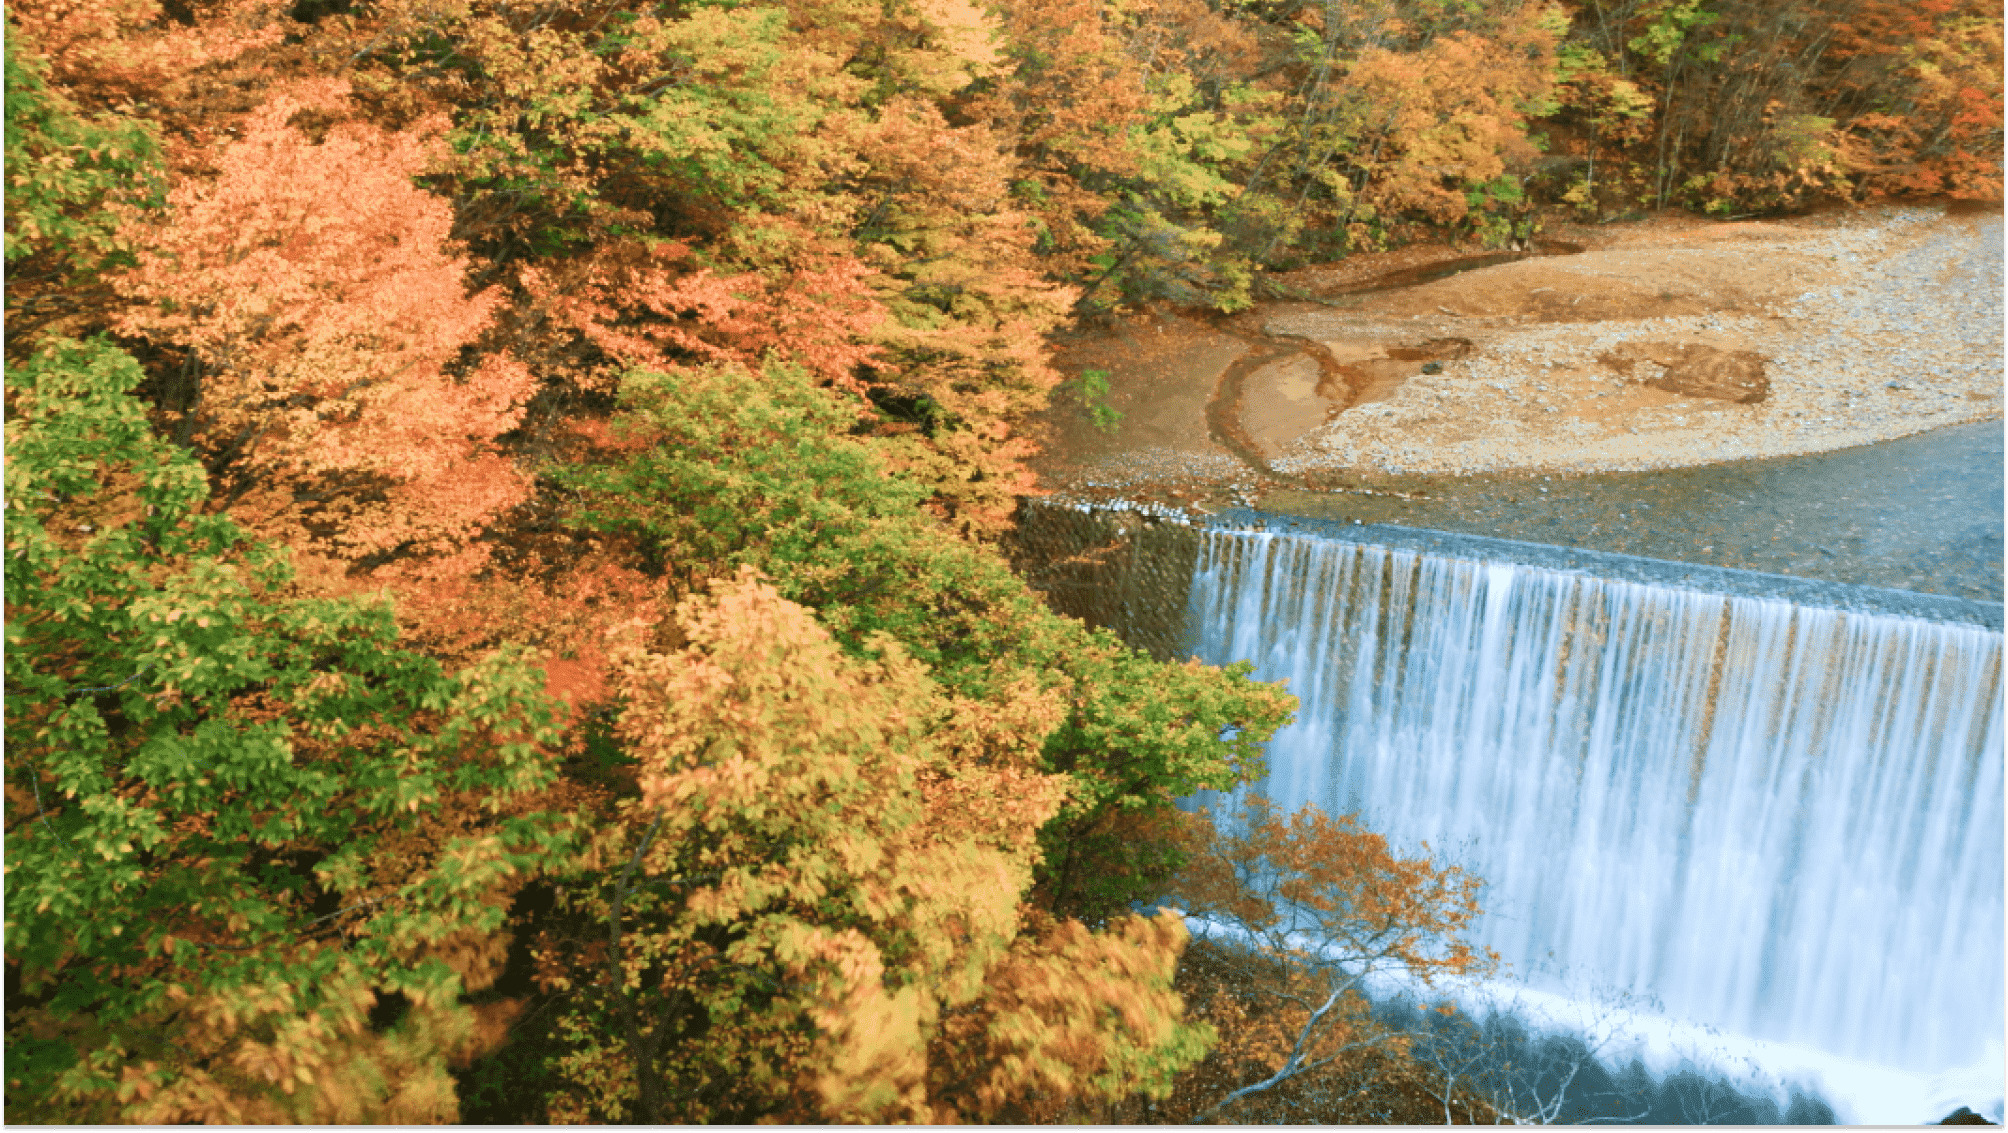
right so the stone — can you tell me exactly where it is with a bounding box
[1939,1107,1995,1125]
[1599,340,1769,403]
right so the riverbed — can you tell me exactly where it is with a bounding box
[1032,202,2004,601]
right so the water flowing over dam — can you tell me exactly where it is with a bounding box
[1181,519,2004,1080]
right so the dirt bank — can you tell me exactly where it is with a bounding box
[1033,204,2004,508]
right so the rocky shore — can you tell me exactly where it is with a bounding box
[1034,203,2004,505]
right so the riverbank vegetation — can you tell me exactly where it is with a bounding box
[6,0,1999,1121]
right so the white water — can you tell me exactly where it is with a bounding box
[1187,529,2004,1110]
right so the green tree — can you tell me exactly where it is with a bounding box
[555,360,1293,925]
[3,32,163,349]
[4,338,579,1123]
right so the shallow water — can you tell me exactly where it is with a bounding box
[1316,239,1586,295]
[1261,419,2004,602]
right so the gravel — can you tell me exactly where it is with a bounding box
[1271,207,2005,478]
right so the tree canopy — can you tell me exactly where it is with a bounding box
[5,0,1997,1119]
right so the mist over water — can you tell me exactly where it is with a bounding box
[1186,528,2004,1117]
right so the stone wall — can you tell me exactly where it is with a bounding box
[1004,503,1205,660]
[1009,501,2005,639]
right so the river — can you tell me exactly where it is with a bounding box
[1019,207,2005,1126]
[1255,418,2004,603]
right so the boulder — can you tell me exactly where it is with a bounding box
[1597,340,1769,404]
[1940,1106,1995,1125]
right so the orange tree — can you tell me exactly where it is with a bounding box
[110,80,535,587]
[1139,795,1498,1123]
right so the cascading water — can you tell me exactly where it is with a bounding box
[1186,525,2004,1088]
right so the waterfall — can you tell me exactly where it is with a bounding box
[1187,526,2005,1076]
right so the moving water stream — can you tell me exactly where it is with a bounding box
[1183,521,2004,1120]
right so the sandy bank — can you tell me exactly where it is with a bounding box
[1033,204,2003,505]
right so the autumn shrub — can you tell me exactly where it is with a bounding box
[1092,796,1499,1124]
[4,338,582,1123]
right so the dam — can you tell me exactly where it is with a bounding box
[1015,504,2006,1120]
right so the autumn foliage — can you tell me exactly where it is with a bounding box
[1165,797,1495,1120]
[5,338,577,1122]
[5,0,1998,1122]
[1547,0,2002,214]
[112,81,533,583]
[524,570,1208,1122]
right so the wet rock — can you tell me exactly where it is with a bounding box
[1940,1106,1995,1125]
[1386,337,1476,362]
[1238,353,1337,460]
[1599,341,1769,403]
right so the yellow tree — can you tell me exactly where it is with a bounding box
[529,569,1210,1122]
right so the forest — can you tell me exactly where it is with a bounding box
[4,0,1999,1121]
